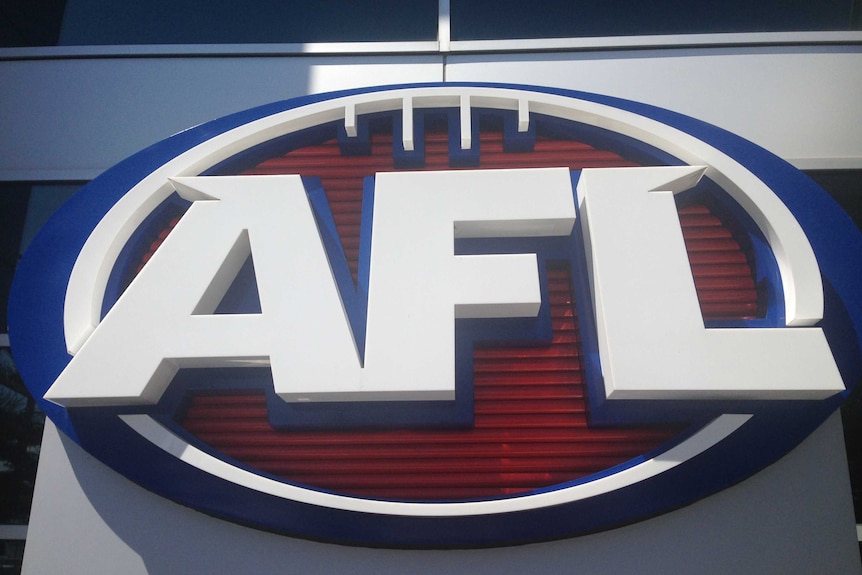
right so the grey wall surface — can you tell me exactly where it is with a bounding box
[22,415,861,574]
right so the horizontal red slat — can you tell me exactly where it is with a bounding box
[679,213,724,228]
[473,371,583,386]
[473,385,584,401]
[690,263,755,279]
[473,357,583,373]
[473,399,586,415]
[696,289,758,304]
[687,251,749,265]
[677,204,711,215]
[683,238,749,253]
[700,302,759,317]
[693,276,755,291]
[473,344,578,359]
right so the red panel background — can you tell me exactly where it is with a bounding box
[175,125,758,500]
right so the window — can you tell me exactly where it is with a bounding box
[59,0,438,45]
[807,170,862,547]
[0,184,80,538]
[2,0,860,48]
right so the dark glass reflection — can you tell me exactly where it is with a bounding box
[0,186,30,332]
[0,348,43,525]
[452,0,858,40]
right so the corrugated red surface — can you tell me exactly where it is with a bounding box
[177,125,758,501]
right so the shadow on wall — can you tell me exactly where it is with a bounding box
[35,415,859,575]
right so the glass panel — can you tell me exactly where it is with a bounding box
[0,539,25,574]
[0,0,66,48]
[59,0,438,45]
[452,0,858,40]
[0,183,80,527]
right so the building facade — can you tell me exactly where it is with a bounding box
[1,2,861,573]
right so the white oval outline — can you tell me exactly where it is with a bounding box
[121,413,751,516]
[63,86,824,354]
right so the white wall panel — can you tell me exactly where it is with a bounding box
[447,46,862,169]
[0,56,443,180]
[1,47,860,180]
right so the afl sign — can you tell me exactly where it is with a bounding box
[9,84,862,548]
